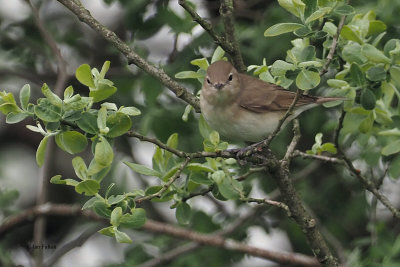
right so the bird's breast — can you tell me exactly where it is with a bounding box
[200,95,284,142]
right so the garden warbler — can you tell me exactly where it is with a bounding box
[200,60,342,142]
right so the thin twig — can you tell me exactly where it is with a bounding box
[136,158,191,203]
[293,151,344,164]
[319,14,347,76]
[178,0,234,54]
[242,197,291,217]
[56,0,200,111]
[283,119,301,163]
[219,0,246,71]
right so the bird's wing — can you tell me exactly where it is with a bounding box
[238,73,318,113]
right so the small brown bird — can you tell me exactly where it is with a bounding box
[200,60,342,142]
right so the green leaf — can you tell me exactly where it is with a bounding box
[211,170,225,184]
[102,102,118,111]
[199,115,213,140]
[209,131,220,146]
[368,20,387,36]
[124,162,161,177]
[50,175,79,186]
[187,163,214,172]
[41,83,62,107]
[211,46,225,63]
[75,179,100,196]
[359,112,374,133]
[296,69,320,90]
[114,229,132,243]
[93,201,111,218]
[270,60,296,76]
[362,44,391,64]
[119,106,141,116]
[99,61,111,79]
[327,79,349,88]
[382,140,400,156]
[278,0,305,18]
[77,112,99,135]
[64,86,74,100]
[389,155,400,178]
[72,156,88,180]
[98,226,115,237]
[108,195,125,205]
[90,81,117,102]
[94,136,114,167]
[366,66,387,81]
[110,207,122,227]
[360,89,376,110]
[55,131,88,154]
[190,172,213,185]
[175,71,204,79]
[334,4,355,15]
[82,196,99,210]
[76,64,95,88]
[97,106,108,132]
[34,99,62,122]
[264,23,304,37]
[217,177,242,200]
[182,104,193,122]
[106,113,132,138]
[19,84,30,110]
[36,136,49,167]
[323,22,337,36]
[120,208,146,228]
[342,43,367,64]
[165,133,178,165]
[190,58,209,70]
[176,202,191,225]
[350,63,365,86]
[305,7,331,24]
[6,112,29,124]
[340,25,363,44]
[390,66,400,88]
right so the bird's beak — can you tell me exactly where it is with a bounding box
[214,83,224,90]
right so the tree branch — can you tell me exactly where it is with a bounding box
[56,0,200,111]
[293,151,344,164]
[219,0,246,72]
[178,0,234,54]
[0,203,320,267]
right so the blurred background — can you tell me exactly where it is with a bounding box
[1,0,400,266]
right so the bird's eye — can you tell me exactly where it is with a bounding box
[228,73,233,81]
[206,78,211,84]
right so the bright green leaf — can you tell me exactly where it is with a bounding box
[75,179,100,196]
[270,60,296,76]
[305,7,331,24]
[296,69,320,90]
[55,131,88,154]
[6,112,29,124]
[41,83,62,107]
[110,207,122,227]
[124,162,161,177]
[278,0,305,18]
[106,113,132,138]
[368,20,387,36]
[114,229,132,243]
[119,106,141,116]
[34,99,62,122]
[99,61,111,79]
[335,4,355,15]
[36,136,49,167]
[362,44,391,64]
[340,25,363,44]
[77,112,99,135]
[190,58,209,70]
[98,226,115,237]
[382,140,400,156]
[120,208,146,228]
[94,136,114,167]
[175,71,204,79]
[90,81,117,102]
[211,46,225,63]
[50,175,79,186]
[76,64,95,88]
[264,23,304,37]
[72,156,88,180]
[19,84,30,110]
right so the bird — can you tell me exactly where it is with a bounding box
[200,60,342,142]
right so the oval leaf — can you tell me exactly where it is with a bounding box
[75,179,100,196]
[124,162,161,177]
[76,64,95,88]
[296,69,320,90]
[176,202,192,225]
[264,23,304,37]
[95,136,114,167]
[55,131,88,154]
